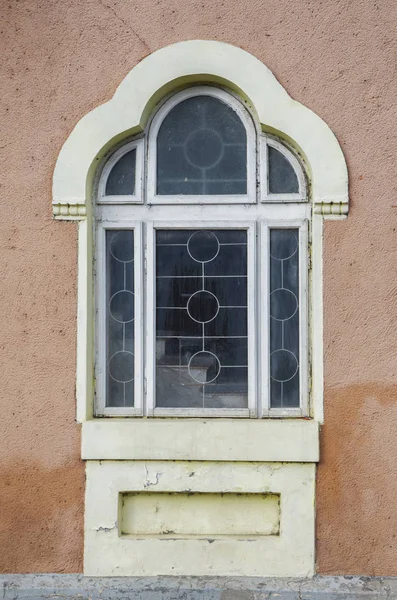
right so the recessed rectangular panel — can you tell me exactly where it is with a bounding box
[120,492,280,537]
[155,229,248,409]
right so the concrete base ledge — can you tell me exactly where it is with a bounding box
[1,575,397,600]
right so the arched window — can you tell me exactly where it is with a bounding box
[149,88,256,200]
[95,86,308,418]
[53,40,348,579]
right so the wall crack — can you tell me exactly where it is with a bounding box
[96,0,150,55]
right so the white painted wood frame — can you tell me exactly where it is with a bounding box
[146,220,257,418]
[96,201,310,418]
[260,136,307,203]
[95,222,143,416]
[260,220,309,417]
[97,139,144,204]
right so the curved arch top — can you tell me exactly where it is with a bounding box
[147,86,256,202]
[52,40,348,218]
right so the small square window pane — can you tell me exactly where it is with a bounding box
[269,229,300,408]
[155,229,248,409]
[106,230,135,407]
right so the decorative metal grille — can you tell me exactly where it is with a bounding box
[155,229,248,408]
[269,229,300,407]
[156,96,247,195]
[106,230,135,407]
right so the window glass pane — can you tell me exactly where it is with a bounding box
[105,149,136,195]
[269,229,300,408]
[155,229,248,409]
[157,96,247,195]
[268,146,299,194]
[106,230,135,407]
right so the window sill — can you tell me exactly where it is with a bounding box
[81,418,319,462]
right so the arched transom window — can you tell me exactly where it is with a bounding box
[95,86,308,418]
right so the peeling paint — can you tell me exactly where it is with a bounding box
[143,463,163,488]
[85,461,315,576]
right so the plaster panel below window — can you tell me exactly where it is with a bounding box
[84,460,315,577]
[120,491,280,537]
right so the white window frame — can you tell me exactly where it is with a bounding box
[95,221,144,416]
[97,139,144,204]
[146,86,258,205]
[260,219,309,417]
[94,85,311,419]
[145,220,257,418]
[95,206,310,419]
[260,136,307,203]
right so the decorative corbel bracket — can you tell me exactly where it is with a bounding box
[314,199,349,218]
[53,202,87,220]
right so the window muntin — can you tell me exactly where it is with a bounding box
[95,86,309,418]
[146,220,256,418]
[106,230,135,407]
[260,221,308,418]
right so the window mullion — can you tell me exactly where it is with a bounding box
[298,221,309,417]
[247,222,258,417]
[145,222,156,417]
[94,223,107,416]
[260,221,270,417]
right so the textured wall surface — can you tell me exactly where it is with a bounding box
[1,0,397,575]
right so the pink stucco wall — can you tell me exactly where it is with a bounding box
[1,0,397,575]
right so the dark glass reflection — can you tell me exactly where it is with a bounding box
[269,229,300,408]
[106,230,135,407]
[156,229,248,409]
[106,149,136,195]
[157,96,247,195]
[268,146,299,194]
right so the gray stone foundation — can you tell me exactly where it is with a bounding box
[2,575,397,600]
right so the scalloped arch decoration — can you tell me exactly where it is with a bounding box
[52,40,348,218]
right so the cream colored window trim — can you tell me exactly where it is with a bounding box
[53,41,348,215]
[82,419,319,462]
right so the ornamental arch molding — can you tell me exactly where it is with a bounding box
[52,40,348,219]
